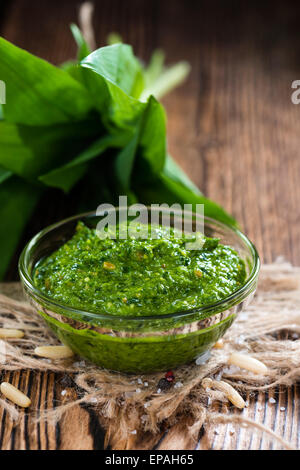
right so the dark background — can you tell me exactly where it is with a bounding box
[1,0,300,276]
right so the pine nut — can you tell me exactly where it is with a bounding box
[194,269,202,278]
[0,382,31,408]
[202,377,213,389]
[34,345,74,359]
[228,353,268,375]
[213,340,224,349]
[103,262,115,270]
[0,328,24,339]
[202,378,245,409]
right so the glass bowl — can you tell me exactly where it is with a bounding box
[19,210,260,373]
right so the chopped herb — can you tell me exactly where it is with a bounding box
[33,221,246,316]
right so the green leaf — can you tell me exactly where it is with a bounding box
[60,59,78,71]
[107,32,123,45]
[134,169,237,227]
[0,36,93,126]
[81,44,144,98]
[163,154,202,194]
[70,23,91,61]
[0,33,237,279]
[138,96,166,175]
[0,166,12,184]
[114,128,140,191]
[60,61,87,87]
[138,153,237,226]
[39,133,127,192]
[144,49,165,88]
[114,95,166,191]
[0,119,100,179]
[40,161,87,193]
[79,65,144,136]
[140,61,191,101]
[0,176,41,279]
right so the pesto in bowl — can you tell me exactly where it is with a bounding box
[33,221,246,316]
[19,211,260,373]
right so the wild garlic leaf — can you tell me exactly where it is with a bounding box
[140,61,191,102]
[137,96,166,175]
[114,127,141,192]
[0,119,100,179]
[143,49,165,89]
[163,154,202,194]
[80,45,146,135]
[81,44,144,98]
[70,23,91,61]
[0,166,12,184]
[0,176,41,279]
[0,37,93,126]
[0,33,237,280]
[107,32,123,45]
[39,133,128,192]
[80,65,144,135]
[159,171,237,226]
[134,169,237,227]
[113,95,166,191]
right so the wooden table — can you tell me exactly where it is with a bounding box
[0,0,299,450]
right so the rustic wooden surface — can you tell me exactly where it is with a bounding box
[0,0,300,450]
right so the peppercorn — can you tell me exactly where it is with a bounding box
[165,370,175,382]
[157,378,172,392]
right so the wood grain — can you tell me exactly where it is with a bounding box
[0,0,299,450]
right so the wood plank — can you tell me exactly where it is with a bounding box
[160,0,300,266]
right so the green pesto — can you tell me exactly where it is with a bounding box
[32,221,247,372]
[34,221,246,316]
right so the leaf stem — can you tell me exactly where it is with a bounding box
[78,2,96,51]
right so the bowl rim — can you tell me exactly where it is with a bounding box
[19,210,260,323]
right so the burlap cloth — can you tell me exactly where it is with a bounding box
[0,258,299,450]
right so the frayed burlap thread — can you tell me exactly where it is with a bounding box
[0,259,299,450]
